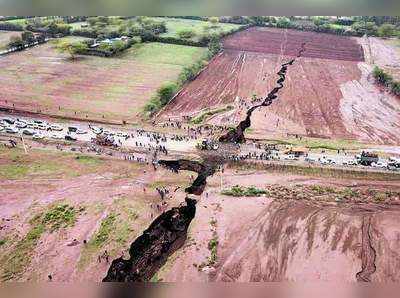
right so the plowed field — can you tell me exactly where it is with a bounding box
[161,27,400,144]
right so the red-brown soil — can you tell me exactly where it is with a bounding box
[223,27,364,61]
[158,170,400,282]
[160,27,400,144]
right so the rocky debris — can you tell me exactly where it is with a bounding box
[103,197,197,282]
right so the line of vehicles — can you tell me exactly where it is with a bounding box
[0,116,87,141]
[283,150,400,171]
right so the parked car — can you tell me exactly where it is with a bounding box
[49,124,63,131]
[2,117,15,124]
[371,161,388,169]
[33,133,45,140]
[51,134,63,140]
[284,154,297,160]
[305,157,317,163]
[90,126,103,134]
[22,129,35,136]
[15,121,27,128]
[65,135,77,141]
[26,122,39,129]
[37,124,48,130]
[5,127,19,134]
[76,129,87,134]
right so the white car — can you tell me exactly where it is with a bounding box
[372,162,388,168]
[33,133,45,140]
[26,122,39,129]
[49,124,63,131]
[15,121,27,128]
[5,127,19,134]
[51,134,63,140]
[90,126,103,134]
[284,154,297,160]
[76,129,87,134]
[22,129,35,136]
[2,117,15,124]
[37,124,48,130]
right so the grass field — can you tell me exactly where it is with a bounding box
[0,40,206,123]
[150,17,242,41]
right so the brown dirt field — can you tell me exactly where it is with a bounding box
[223,27,364,62]
[157,170,400,282]
[160,28,400,145]
[0,42,204,123]
[0,147,192,281]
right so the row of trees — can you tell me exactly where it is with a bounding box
[144,35,222,115]
[7,31,46,50]
[372,66,400,96]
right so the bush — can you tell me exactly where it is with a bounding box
[372,66,393,86]
[378,23,397,37]
[390,81,400,96]
[0,22,24,31]
[177,29,195,39]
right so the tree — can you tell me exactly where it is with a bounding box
[372,66,393,86]
[21,31,35,43]
[391,81,400,96]
[56,41,88,59]
[157,83,177,105]
[208,17,219,25]
[352,21,378,36]
[8,35,24,49]
[378,23,397,37]
[276,17,293,28]
[177,29,195,39]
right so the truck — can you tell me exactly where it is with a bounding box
[357,151,379,166]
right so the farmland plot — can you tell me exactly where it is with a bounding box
[0,41,206,123]
[160,27,400,145]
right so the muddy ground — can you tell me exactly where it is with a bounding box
[0,147,192,281]
[1,146,400,281]
[160,27,400,145]
[157,169,400,282]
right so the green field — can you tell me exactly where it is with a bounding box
[0,40,206,123]
[150,17,242,41]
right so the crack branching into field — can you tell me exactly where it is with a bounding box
[103,158,219,282]
[219,43,306,144]
[356,214,377,282]
[103,44,306,282]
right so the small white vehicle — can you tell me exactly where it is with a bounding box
[15,121,27,128]
[26,122,39,129]
[76,129,87,134]
[5,127,19,134]
[305,157,317,163]
[2,117,15,124]
[22,129,35,136]
[49,124,63,131]
[90,126,103,134]
[33,133,45,140]
[37,124,48,130]
[51,134,63,140]
[371,161,388,168]
[284,154,296,161]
